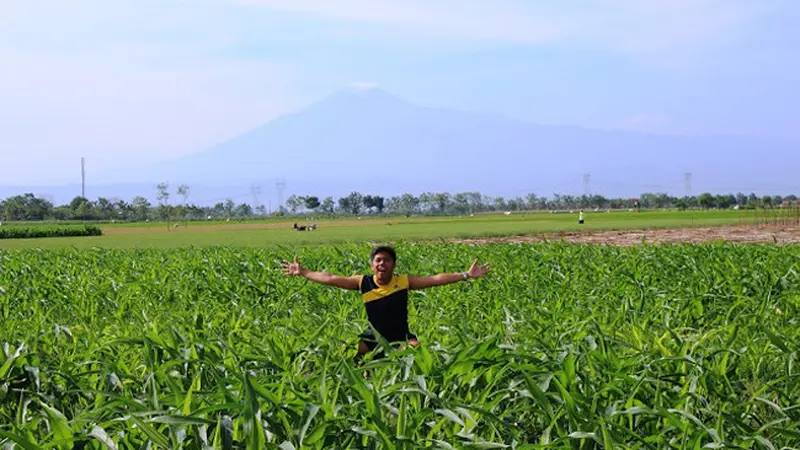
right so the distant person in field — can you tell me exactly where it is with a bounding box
[281,245,491,362]
[578,210,585,224]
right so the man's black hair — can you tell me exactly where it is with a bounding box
[370,245,397,262]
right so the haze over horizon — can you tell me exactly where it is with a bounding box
[2,0,799,203]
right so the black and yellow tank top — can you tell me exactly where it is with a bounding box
[359,274,410,342]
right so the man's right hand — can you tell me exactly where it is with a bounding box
[280,259,361,290]
[281,256,304,276]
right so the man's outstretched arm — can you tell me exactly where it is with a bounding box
[281,257,361,290]
[409,259,490,290]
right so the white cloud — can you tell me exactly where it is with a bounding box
[236,0,771,59]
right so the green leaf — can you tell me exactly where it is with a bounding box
[89,426,118,450]
[0,430,43,450]
[39,403,73,450]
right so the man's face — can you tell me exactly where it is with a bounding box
[371,252,395,279]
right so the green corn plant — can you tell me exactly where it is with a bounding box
[0,242,797,448]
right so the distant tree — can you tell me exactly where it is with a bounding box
[589,194,608,209]
[432,193,451,214]
[525,193,539,211]
[418,192,435,214]
[374,196,385,213]
[112,198,130,220]
[452,192,470,215]
[747,194,759,208]
[396,193,420,215]
[735,192,747,206]
[234,203,253,217]
[697,193,715,209]
[362,195,374,213]
[0,193,53,221]
[506,197,522,211]
[320,197,335,213]
[212,202,225,217]
[362,195,385,213]
[365,195,378,213]
[176,184,190,223]
[713,195,729,209]
[156,183,169,205]
[68,196,94,220]
[339,191,363,215]
[223,198,235,217]
[337,197,350,214]
[156,182,171,222]
[52,205,71,220]
[96,197,114,219]
[493,196,507,211]
[131,196,151,221]
[177,184,190,204]
[7,186,800,223]
[304,196,321,211]
[285,195,303,214]
[70,196,89,211]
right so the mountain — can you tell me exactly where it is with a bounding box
[5,87,800,205]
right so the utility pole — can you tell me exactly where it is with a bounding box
[250,184,262,210]
[81,157,86,198]
[583,173,591,196]
[684,172,692,197]
[276,178,286,212]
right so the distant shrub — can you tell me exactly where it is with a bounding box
[0,225,102,239]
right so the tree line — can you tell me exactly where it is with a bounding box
[1,185,797,222]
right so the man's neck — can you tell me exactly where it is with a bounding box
[374,274,393,286]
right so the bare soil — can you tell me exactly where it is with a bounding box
[101,218,420,235]
[450,224,800,246]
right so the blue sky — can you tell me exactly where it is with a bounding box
[1,0,798,185]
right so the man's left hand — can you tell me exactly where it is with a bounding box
[467,259,491,279]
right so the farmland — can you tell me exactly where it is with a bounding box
[1,241,798,448]
[0,209,767,250]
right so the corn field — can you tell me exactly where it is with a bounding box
[750,205,800,227]
[0,242,798,449]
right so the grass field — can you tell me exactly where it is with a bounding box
[0,209,756,249]
[0,242,798,448]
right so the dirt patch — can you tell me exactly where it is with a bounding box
[100,218,432,236]
[450,224,800,246]
[102,222,285,235]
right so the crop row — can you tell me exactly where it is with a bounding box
[0,225,102,239]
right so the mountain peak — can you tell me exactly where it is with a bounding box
[316,84,409,110]
[92,85,798,198]
[341,81,381,92]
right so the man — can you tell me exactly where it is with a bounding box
[281,245,490,362]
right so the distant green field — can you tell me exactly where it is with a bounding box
[0,209,757,250]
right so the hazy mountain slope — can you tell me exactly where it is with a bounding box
[6,87,798,204]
